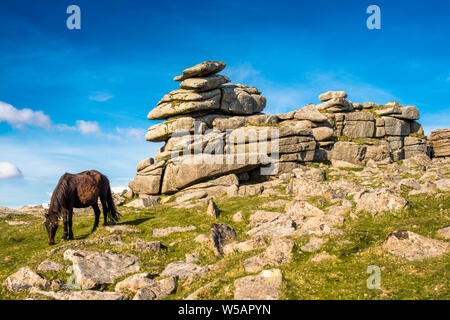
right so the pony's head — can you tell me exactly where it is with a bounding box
[44,211,58,245]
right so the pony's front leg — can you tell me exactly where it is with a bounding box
[61,212,68,241]
[68,209,74,240]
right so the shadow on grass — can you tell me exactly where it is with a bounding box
[118,217,153,226]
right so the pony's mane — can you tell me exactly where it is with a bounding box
[48,173,72,220]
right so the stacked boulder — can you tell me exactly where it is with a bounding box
[129,61,436,197]
[429,129,450,159]
[130,61,316,196]
[315,97,426,166]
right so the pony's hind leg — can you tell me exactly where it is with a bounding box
[91,203,101,233]
[101,198,110,226]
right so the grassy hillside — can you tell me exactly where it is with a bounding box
[0,189,449,300]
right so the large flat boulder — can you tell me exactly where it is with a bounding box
[174,61,226,81]
[160,154,270,193]
[383,230,449,260]
[148,93,221,120]
[294,104,327,122]
[63,250,141,290]
[355,188,407,215]
[180,74,230,92]
[146,117,205,142]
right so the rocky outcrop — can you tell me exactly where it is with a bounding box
[129,61,440,197]
[429,129,450,158]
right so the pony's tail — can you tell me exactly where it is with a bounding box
[105,177,121,223]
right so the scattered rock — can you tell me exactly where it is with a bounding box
[194,234,209,243]
[3,267,49,292]
[5,220,29,226]
[243,238,294,273]
[186,252,200,263]
[223,236,267,255]
[115,273,156,293]
[300,237,324,253]
[383,230,449,260]
[234,269,282,300]
[115,273,178,300]
[63,249,141,290]
[232,211,244,222]
[210,223,238,256]
[437,225,450,239]
[133,239,162,253]
[310,253,336,262]
[30,288,127,300]
[37,260,65,272]
[105,225,139,234]
[131,277,178,300]
[207,199,220,219]
[285,200,324,217]
[355,188,407,215]
[185,280,217,300]
[161,261,208,279]
[153,226,196,237]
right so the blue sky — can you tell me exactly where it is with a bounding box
[0,0,449,207]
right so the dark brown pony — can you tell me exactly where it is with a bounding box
[44,170,120,245]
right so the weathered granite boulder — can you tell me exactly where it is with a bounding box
[180,74,230,92]
[234,269,282,300]
[243,238,294,273]
[355,189,407,215]
[161,261,208,279]
[383,230,449,260]
[294,104,327,122]
[161,154,270,193]
[174,61,226,81]
[3,267,49,292]
[211,223,238,256]
[63,249,140,290]
[429,128,450,158]
[37,260,64,272]
[318,91,347,101]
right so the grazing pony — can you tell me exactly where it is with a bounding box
[44,170,120,245]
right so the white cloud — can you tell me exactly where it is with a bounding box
[56,120,102,136]
[111,186,129,194]
[116,127,146,140]
[76,120,102,135]
[0,162,23,179]
[0,101,52,129]
[89,92,115,102]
